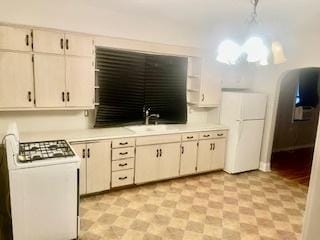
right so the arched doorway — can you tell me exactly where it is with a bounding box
[271,67,320,185]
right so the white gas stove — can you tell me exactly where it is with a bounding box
[4,123,80,240]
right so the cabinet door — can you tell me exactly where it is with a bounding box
[199,59,221,107]
[211,138,226,170]
[65,56,94,108]
[197,139,213,172]
[64,33,93,57]
[180,141,198,176]
[71,143,87,195]
[158,143,181,180]
[0,26,32,51]
[34,54,66,108]
[135,145,159,184]
[33,30,65,54]
[86,141,111,193]
[0,52,34,108]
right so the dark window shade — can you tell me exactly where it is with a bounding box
[297,69,319,107]
[95,48,187,127]
[144,55,187,124]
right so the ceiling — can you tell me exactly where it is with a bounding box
[89,0,320,31]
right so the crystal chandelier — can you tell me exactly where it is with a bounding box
[216,0,287,66]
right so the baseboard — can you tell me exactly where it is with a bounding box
[272,144,314,153]
[259,161,271,172]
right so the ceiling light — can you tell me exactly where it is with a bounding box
[216,0,287,66]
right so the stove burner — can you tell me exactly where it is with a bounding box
[18,140,75,163]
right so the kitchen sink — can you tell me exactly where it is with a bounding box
[126,125,178,133]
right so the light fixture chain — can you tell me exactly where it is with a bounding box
[250,0,259,23]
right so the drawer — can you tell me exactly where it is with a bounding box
[112,147,135,160]
[112,138,135,148]
[199,131,227,140]
[112,158,134,171]
[199,131,215,139]
[212,131,227,138]
[182,133,199,141]
[136,134,181,146]
[112,169,134,188]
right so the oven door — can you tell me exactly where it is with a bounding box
[9,162,78,240]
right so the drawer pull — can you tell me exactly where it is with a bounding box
[186,136,194,139]
[119,142,128,145]
[118,176,128,180]
[119,152,128,155]
[203,134,210,138]
[217,133,224,136]
[118,163,128,167]
[60,38,64,49]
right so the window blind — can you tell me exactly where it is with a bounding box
[95,47,187,127]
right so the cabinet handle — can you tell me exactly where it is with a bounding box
[62,92,65,102]
[217,133,224,137]
[210,143,213,150]
[186,136,194,139]
[60,38,64,49]
[212,143,215,151]
[156,149,159,158]
[87,148,90,158]
[27,91,32,102]
[25,35,29,46]
[202,94,205,102]
[119,163,128,167]
[181,146,184,154]
[67,92,70,102]
[82,149,86,158]
[160,149,162,157]
[118,176,127,180]
[203,134,210,138]
[66,39,69,50]
[119,152,128,156]
[119,142,128,146]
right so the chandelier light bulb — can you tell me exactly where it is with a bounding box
[216,40,242,65]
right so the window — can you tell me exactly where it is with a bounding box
[295,83,301,106]
[95,48,187,127]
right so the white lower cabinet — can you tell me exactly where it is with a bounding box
[197,138,226,172]
[135,142,180,184]
[180,141,198,175]
[71,141,111,195]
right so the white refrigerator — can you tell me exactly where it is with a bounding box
[220,91,267,174]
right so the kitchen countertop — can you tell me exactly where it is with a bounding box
[20,123,228,143]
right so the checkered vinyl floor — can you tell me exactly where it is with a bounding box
[80,171,307,240]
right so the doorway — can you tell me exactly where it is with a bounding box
[271,68,320,186]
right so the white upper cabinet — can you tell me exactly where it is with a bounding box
[0,52,34,108]
[65,57,95,108]
[187,57,221,107]
[199,59,222,107]
[0,26,32,52]
[64,33,93,57]
[34,54,66,108]
[33,30,65,55]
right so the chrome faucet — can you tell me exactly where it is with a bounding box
[144,107,160,125]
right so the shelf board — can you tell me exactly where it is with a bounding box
[188,75,200,79]
[187,88,200,93]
